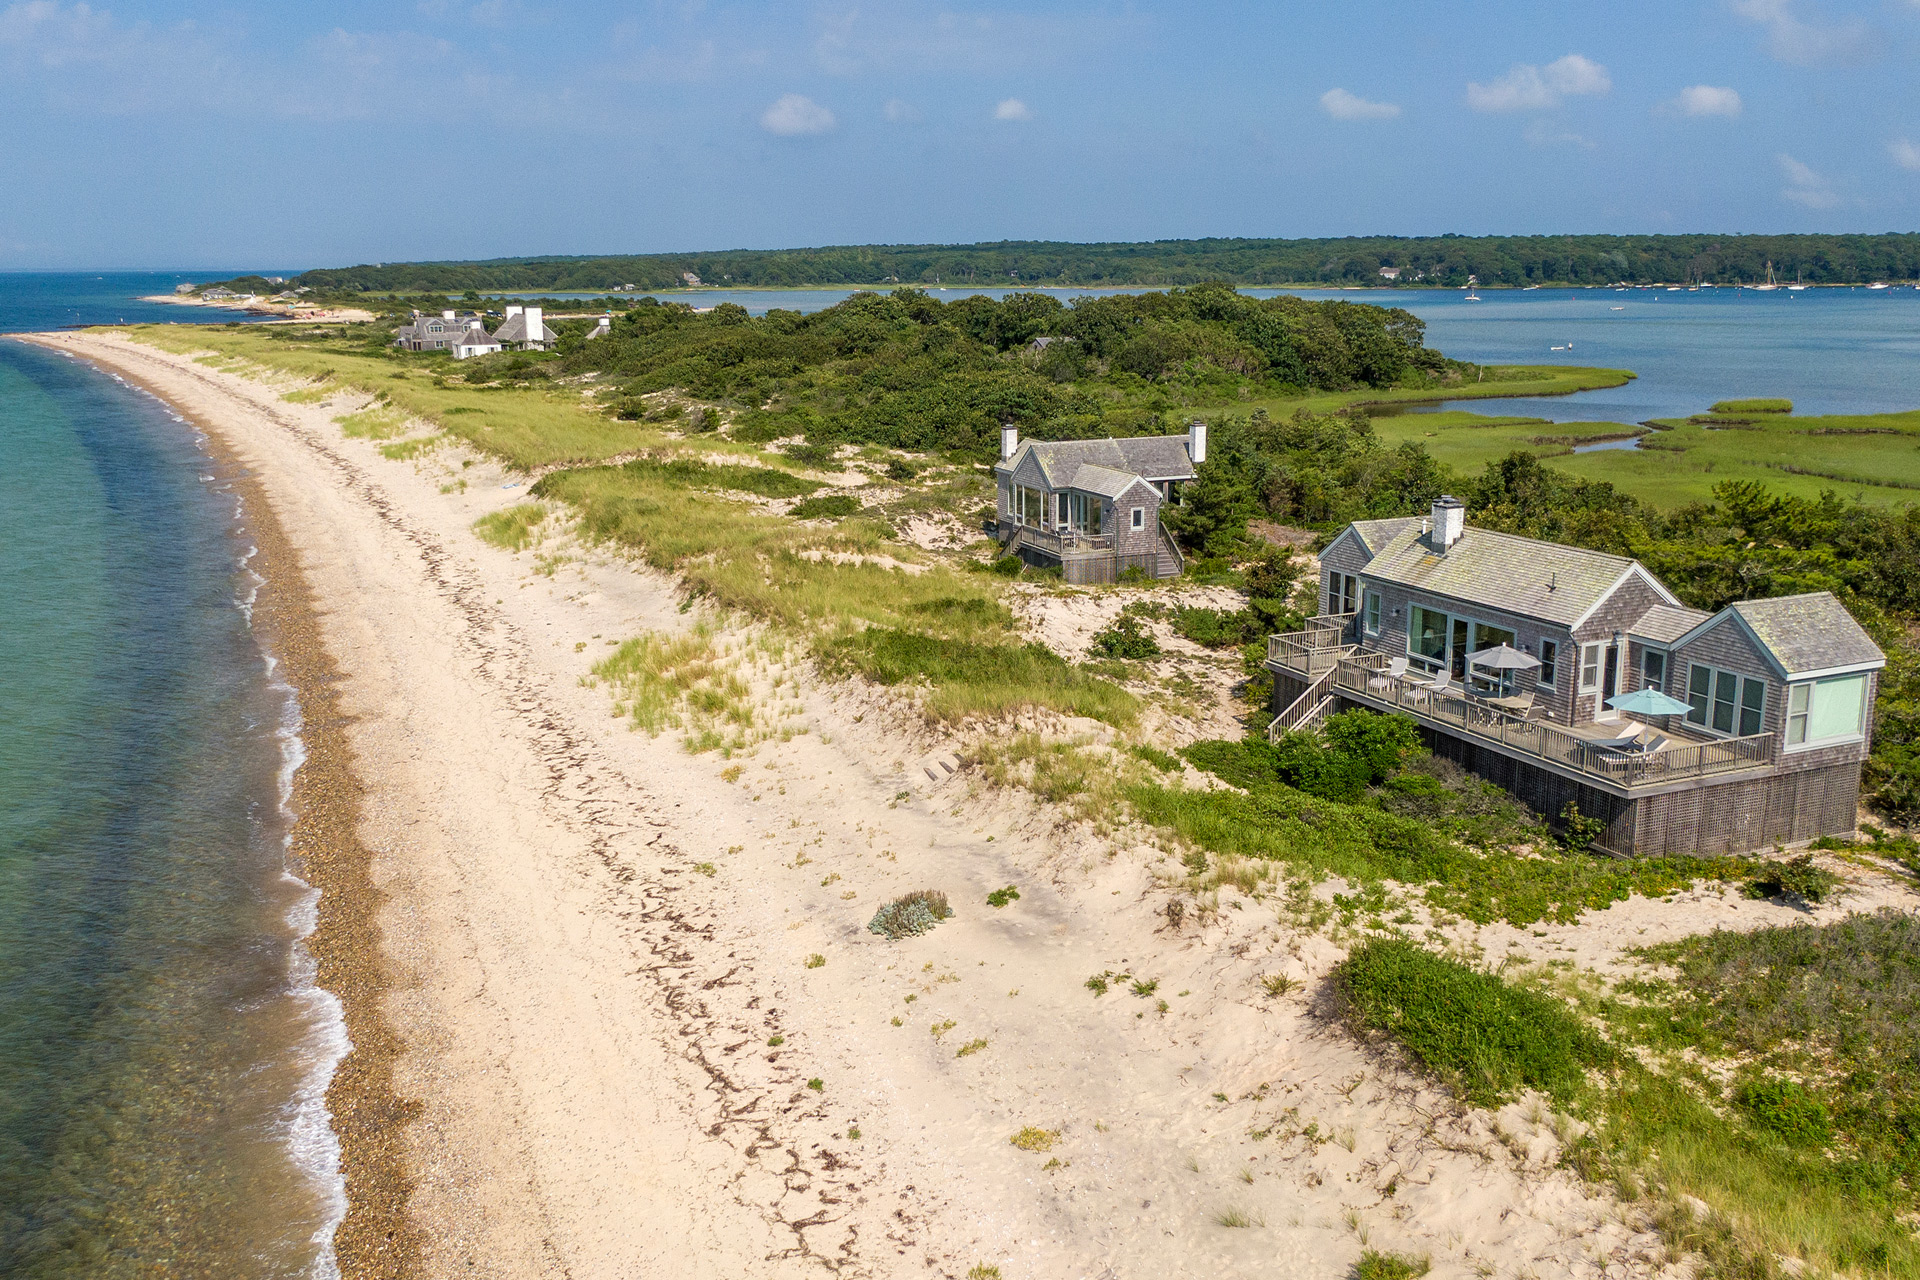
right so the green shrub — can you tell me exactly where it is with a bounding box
[1743,852,1842,904]
[986,884,1021,908]
[1090,614,1161,659]
[1169,606,1259,648]
[790,493,861,519]
[786,441,839,466]
[868,889,953,939]
[885,458,918,481]
[988,554,1025,577]
[1733,1075,1832,1147]
[1333,937,1610,1105]
[1559,800,1606,852]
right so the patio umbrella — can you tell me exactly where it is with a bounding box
[1606,687,1693,716]
[1468,644,1541,671]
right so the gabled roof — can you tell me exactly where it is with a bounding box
[1066,463,1155,499]
[1349,517,1422,555]
[1629,603,1712,645]
[1671,593,1883,678]
[999,434,1197,487]
[1357,523,1679,629]
[492,312,556,343]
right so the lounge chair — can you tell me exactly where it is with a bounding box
[1367,657,1409,694]
[1589,725,1648,753]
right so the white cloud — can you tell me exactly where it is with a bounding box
[993,96,1031,121]
[1319,87,1399,121]
[1467,53,1609,112]
[1544,53,1611,97]
[1730,0,1874,66]
[1778,152,1841,207]
[760,92,835,136]
[1670,84,1743,117]
[882,97,920,124]
[1892,138,1920,172]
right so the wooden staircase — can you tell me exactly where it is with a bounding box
[1269,662,1341,740]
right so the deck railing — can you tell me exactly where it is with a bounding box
[1265,614,1358,676]
[1316,658,1774,790]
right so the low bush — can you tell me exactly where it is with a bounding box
[1743,852,1842,904]
[1089,614,1161,659]
[1352,1251,1430,1280]
[1333,938,1610,1105]
[867,889,953,939]
[1733,1075,1832,1147]
[1168,606,1259,648]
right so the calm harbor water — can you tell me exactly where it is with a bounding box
[0,274,340,1277]
[515,283,1920,422]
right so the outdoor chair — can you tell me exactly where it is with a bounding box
[1367,657,1409,695]
[1589,725,1648,753]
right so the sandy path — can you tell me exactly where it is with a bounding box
[21,330,1730,1280]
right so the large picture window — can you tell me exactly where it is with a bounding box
[1011,485,1044,526]
[1064,491,1102,534]
[1786,674,1868,748]
[1408,605,1448,672]
[1686,663,1767,737]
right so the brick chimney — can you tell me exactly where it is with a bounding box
[1431,495,1465,550]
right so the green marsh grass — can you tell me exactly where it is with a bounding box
[472,503,547,552]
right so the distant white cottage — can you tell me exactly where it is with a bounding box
[492,305,557,351]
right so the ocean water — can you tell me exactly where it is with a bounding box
[552,282,1920,422]
[0,276,342,1277]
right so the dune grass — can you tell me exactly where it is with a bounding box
[1711,398,1792,414]
[1341,931,1920,1278]
[472,503,547,552]
[1334,938,1609,1105]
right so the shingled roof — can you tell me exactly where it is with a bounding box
[1067,463,1154,499]
[1717,593,1884,676]
[1004,435,1197,487]
[1357,523,1679,628]
[1348,517,1422,555]
[1629,603,1713,644]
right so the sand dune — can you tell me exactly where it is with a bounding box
[31,329,1899,1278]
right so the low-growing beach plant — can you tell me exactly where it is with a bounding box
[766,1035,784,1047]
[956,1038,988,1058]
[1214,1206,1260,1228]
[966,1265,1002,1280]
[985,884,1020,908]
[804,953,825,969]
[1260,974,1298,998]
[1008,1126,1059,1152]
[1352,1250,1431,1280]
[1742,852,1842,904]
[806,1078,823,1091]
[866,889,953,939]
[1088,614,1161,659]
[1084,974,1109,996]
[789,493,862,520]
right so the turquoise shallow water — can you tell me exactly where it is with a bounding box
[0,278,341,1277]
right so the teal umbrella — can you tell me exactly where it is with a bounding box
[1607,687,1692,716]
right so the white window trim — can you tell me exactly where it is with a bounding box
[1641,647,1668,693]
[1685,662,1768,739]
[1578,644,1602,693]
[1130,506,1144,530]
[1537,638,1559,690]
[1783,674,1869,753]
[1364,591,1381,636]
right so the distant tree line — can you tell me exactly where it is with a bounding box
[286,233,1920,294]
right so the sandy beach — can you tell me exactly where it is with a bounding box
[139,294,377,322]
[22,329,1917,1280]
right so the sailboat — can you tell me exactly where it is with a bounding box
[1751,261,1778,292]
[1787,268,1808,292]
[1869,281,1890,290]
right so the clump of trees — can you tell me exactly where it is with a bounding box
[522,285,1460,459]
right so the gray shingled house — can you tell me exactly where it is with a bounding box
[1266,495,1884,856]
[491,305,557,350]
[991,421,1201,583]
[395,310,496,355]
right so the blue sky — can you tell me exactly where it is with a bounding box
[2,0,1918,268]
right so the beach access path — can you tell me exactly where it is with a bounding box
[18,329,1730,1280]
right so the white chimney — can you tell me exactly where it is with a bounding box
[1189,418,1208,466]
[524,306,543,340]
[1001,421,1019,461]
[442,310,456,320]
[1431,495,1465,550]
[505,304,523,319]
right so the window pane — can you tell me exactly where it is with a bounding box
[1688,664,1711,724]
[1366,593,1381,633]
[1739,679,1765,736]
[1787,682,1810,745]
[1809,675,1867,741]
[1643,651,1665,692]
[1409,606,1447,664]
[1712,670,1737,733]
[1580,645,1601,690]
[1539,640,1557,687]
